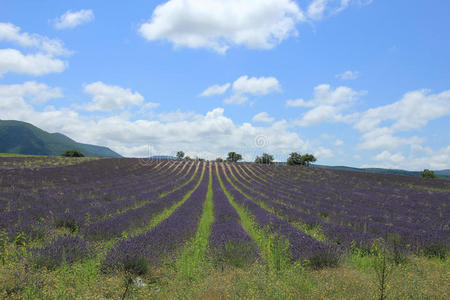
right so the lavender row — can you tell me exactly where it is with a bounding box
[208,166,259,265]
[0,160,194,240]
[242,164,449,252]
[218,165,335,263]
[102,164,209,273]
[229,164,375,249]
[82,163,201,240]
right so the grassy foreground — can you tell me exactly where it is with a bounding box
[1,239,448,300]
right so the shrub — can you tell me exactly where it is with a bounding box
[306,246,342,270]
[61,150,85,157]
[211,241,258,268]
[421,169,436,178]
[33,235,88,270]
[422,242,448,260]
[121,255,149,275]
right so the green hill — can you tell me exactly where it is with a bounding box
[312,165,450,180]
[0,120,121,158]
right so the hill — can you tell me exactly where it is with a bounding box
[312,164,450,180]
[0,120,121,158]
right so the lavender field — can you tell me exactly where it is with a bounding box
[1,157,449,299]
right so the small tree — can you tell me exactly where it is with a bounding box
[61,150,85,157]
[421,169,436,178]
[255,153,274,164]
[176,151,185,160]
[184,156,192,161]
[301,153,317,166]
[226,152,242,163]
[287,152,303,165]
[216,157,224,162]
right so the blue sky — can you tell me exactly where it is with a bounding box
[1,0,449,170]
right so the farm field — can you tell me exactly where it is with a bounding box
[0,158,449,299]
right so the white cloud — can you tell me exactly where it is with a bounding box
[286,98,315,107]
[0,81,62,113]
[0,23,70,77]
[307,0,372,20]
[138,0,305,54]
[336,70,359,80]
[291,84,366,126]
[252,112,275,123]
[0,23,70,56]
[374,150,405,163]
[54,9,94,30]
[0,82,317,161]
[0,49,67,77]
[223,75,281,105]
[334,139,344,146]
[199,83,230,97]
[232,75,281,96]
[355,89,450,150]
[315,146,334,159]
[204,75,281,105]
[307,0,328,20]
[356,89,450,132]
[158,110,196,122]
[358,127,423,150]
[223,94,249,105]
[363,146,450,171]
[82,82,145,111]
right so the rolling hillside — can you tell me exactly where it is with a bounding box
[0,120,121,158]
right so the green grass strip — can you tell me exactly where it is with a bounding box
[33,163,207,291]
[216,163,291,271]
[176,165,214,280]
[228,164,327,242]
[159,162,198,198]
[128,163,206,238]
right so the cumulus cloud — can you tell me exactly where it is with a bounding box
[158,110,196,122]
[223,94,249,105]
[356,89,450,132]
[138,0,305,54]
[286,98,315,107]
[252,112,275,123]
[336,70,359,80]
[374,150,405,163]
[307,0,328,20]
[199,83,230,97]
[315,146,334,159]
[224,75,281,105]
[357,127,423,150]
[232,75,281,96]
[291,84,366,126]
[0,82,62,117]
[82,82,145,111]
[0,82,316,160]
[355,89,450,150]
[0,23,70,56]
[0,49,67,77]
[363,146,450,171]
[0,22,70,77]
[0,81,62,105]
[54,9,94,30]
[202,75,281,105]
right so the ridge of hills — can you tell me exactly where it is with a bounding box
[0,120,121,158]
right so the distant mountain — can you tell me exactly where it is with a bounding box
[0,120,121,158]
[312,165,450,180]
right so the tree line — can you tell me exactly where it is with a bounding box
[176,150,317,166]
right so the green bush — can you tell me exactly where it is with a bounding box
[421,169,436,178]
[61,150,85,157]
